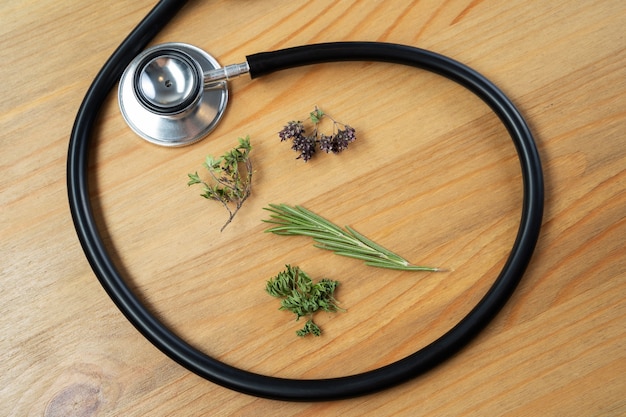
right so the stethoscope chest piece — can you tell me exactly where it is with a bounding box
[118,43,228,146]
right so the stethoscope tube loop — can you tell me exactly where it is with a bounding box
[68,0,543,402]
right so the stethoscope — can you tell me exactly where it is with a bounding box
[68,0,544,402]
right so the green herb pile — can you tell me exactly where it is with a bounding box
[266,265,342,337]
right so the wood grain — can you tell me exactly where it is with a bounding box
[1,0,624,415]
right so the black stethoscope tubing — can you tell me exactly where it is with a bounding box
[68,0,543,401]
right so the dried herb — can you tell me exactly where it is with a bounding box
[266,265,342,337]
[187,136,252,231]
[278,107,356,162]
[264,204,442,272]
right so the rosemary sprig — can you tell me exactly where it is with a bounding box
[266,265,342,337]
[187,136,252,231]
[263,204,441,272]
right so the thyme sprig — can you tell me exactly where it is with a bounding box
[187,136,252,231]
[266,265,342,337]
[264,204,442,272]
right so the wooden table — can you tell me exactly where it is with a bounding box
[2,1,625,415]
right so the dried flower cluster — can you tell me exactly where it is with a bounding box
[266,264,342,337]
[278,107,356,162]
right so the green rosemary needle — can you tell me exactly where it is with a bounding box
[263,204,441,272]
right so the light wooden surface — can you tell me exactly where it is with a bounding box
[2,0,625,415]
